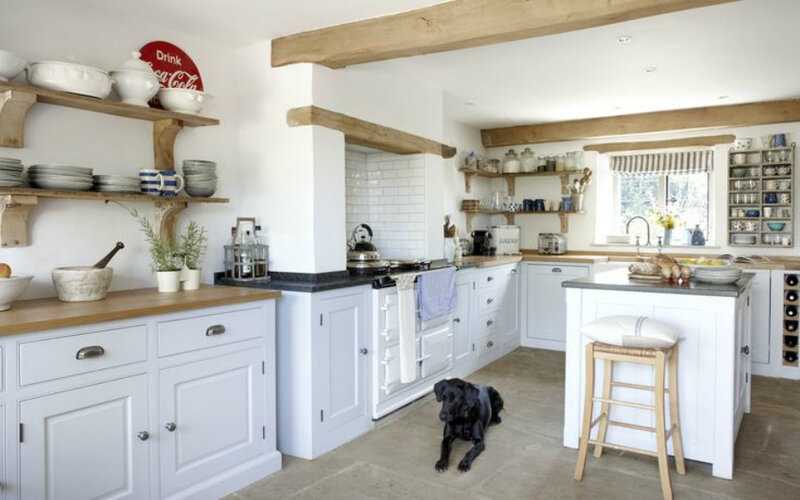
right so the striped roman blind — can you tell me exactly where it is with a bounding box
[610,150,713,176]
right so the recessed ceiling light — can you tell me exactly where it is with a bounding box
[718,95,729,100]
[644,66,658,73]
[613,106,622,111]
[465,102,475,106]
[617,35,633,44]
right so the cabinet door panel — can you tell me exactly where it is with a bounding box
[20,375,148,500]
[317,292,367,433]
[159,349,264,497]
[452,281,472,364]
[526,265,589,342]
[749,270,771,365]
[420,325,451,378]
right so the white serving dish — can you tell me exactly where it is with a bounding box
[157,87,211,114]
[26,61,112,99]
[0,274,34,311]
[110,51,159,106]
[51,266,112,302]
[0,49,27,82]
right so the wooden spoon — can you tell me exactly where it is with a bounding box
[94,242,125,269]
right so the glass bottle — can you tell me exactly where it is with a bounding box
[240,230,254,279]
[253,225,268,279]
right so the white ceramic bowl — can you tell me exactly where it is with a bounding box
[157,88,212,114]
[0,274,33,311]
[185,185,216,197]
[51,266,112,302]
[731,153,747,165]
[111,69,159,106]
[26,61,112,99]
[0,50,27,82]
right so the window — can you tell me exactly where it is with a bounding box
[610,150,713,246]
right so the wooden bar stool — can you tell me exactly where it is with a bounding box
[573,316,685,500]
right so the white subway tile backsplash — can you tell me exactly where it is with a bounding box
[345,151,427,258]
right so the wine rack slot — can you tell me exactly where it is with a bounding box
[783,274,800,366]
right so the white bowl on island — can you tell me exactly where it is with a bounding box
[0,274,34,311]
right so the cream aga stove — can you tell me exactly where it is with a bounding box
[371,272,452,419]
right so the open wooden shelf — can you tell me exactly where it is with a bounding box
[461,209,585,232]
[0,188,228,248]
[0,81,219,168]
[459,168,583,195]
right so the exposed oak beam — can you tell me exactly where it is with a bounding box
[272,0,734,68]
[481,99,800,147]
[287,105,457,158]
[583,134,736,153]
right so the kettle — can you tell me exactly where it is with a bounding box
[347,224,380,261]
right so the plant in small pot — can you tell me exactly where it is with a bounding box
[652,209,678,246]
[134,211,184,292]
[180,220,208,291]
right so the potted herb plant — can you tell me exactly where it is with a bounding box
[179,220,208,291]
[134,210,184,292]
[652,209,678,246]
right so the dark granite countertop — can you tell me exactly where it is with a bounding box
[214,260,460,293]
[562,268,754,297]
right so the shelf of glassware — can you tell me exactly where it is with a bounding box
[728,144,794,248]
[461,209,584,233]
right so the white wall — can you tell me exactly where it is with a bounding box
[484,122,800,256]
[442,116,488,240]
[0,0,241,299]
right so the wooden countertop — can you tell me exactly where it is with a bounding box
[0,285,281,336]
[521,253,609,264]
[459,255,523,267]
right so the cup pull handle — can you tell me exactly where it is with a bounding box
[206,325,226,336]
[76,345,105,360]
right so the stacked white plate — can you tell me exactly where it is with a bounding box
[0,157,24,187]
[92,175,140,193]
[694,266,743,285]
[28,165,93,190]
[182,160,217,197]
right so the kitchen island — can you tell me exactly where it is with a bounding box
[562,269,754,480]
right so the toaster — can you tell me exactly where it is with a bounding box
[538,233,567,255]
[489,225,520,255]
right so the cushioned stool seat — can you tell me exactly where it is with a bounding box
[574,315,685,500]
[580,315,680,348]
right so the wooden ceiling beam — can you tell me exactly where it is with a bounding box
[287,105,457,158]
[271,0,734,68]
[481,99,800,147]
[583,134,736,153]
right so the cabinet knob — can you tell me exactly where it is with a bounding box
[75,345,105,360]
[487,340,494,348]
[741,345,750,355]
[137,431,150,441]
[486,319,494,326]
[552,267,562,273]
[486,298,494,304]
[206,324,226,336]
[165,422,177,432]
[510,268,517,274]
[487,276,494,282]
[359,348,368,355]
[453,318,461,323]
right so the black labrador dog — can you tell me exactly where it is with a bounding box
[433,378,504,472]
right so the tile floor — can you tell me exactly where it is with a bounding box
[230,348,800,499]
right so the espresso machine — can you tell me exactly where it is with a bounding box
[471,230,494,256]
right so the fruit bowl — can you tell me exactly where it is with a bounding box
[0,274,34,311]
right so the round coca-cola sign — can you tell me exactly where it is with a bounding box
[140,41,204,108]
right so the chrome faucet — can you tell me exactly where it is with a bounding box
[626,216,652,249]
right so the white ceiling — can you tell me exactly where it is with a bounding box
[65,0,800,129]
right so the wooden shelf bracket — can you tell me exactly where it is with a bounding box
[559,212,569,233]
[0,89,36,148]
[155,201,188,245]
[153,119,184,169]
[0,195,38,247]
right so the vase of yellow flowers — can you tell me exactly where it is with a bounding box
[653,209,677,246]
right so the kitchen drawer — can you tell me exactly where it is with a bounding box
[477,287,505,314]
[158,307,264,357]
[478,333,501,357]
[18,325,147,386]
[476,265,517,290]
[476,310,505,337]
[420,324,452,378]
